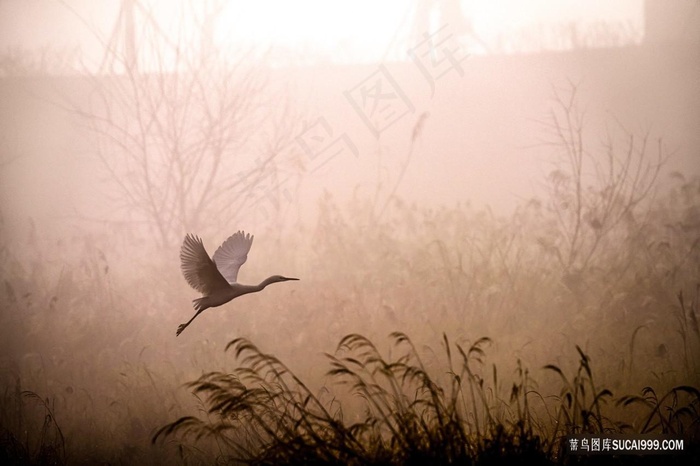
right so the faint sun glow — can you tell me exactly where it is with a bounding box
[212,0,643,63]
[0,0,645,69]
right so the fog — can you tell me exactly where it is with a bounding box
[1,1,699,464]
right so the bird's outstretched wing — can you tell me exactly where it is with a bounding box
[212,230,254,284]
[180,234,230,295]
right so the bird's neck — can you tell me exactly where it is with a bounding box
[230,283,263,298]
[231,277,278,298]
[258,276,278,289]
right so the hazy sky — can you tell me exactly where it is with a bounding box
[0,4,697,464]
[0,0,644,66]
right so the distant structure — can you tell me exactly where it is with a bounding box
[644,0,700,46]
[100,0,138,73]
[412,0,489,52]
[385,0,489,60]
[99,0,222,73]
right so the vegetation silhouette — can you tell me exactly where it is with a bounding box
[153,332,699,465]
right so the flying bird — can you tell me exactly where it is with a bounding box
[177,231,298,336]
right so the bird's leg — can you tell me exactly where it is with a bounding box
[176,310,204,336]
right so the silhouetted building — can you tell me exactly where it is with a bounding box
[644,0,700,45]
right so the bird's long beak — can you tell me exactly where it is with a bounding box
[283,277,300,281]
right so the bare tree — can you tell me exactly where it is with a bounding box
[67,0,302,248]
[537,83,665,283]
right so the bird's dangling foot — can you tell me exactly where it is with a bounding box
[176,323,188,336]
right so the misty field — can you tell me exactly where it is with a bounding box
[1,157,699,464]
[1,0,699,463]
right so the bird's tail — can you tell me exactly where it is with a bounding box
[193,297,208,312]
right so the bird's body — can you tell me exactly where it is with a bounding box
[177,231,298,336]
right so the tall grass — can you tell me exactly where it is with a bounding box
[153,331,699,465]
[1,173,698,464]
[0,384,66,466]
[2,171,699,463]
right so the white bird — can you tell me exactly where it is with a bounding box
[177,231,298,336]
